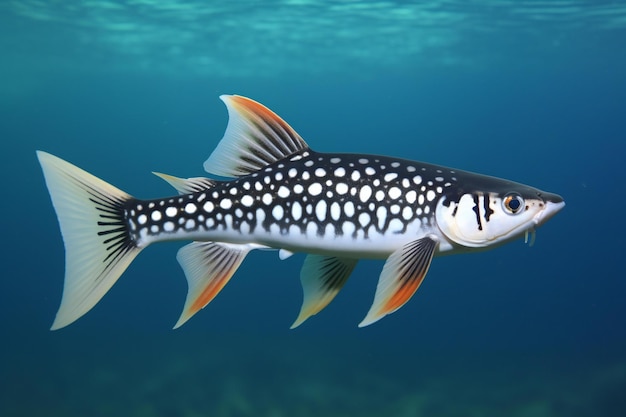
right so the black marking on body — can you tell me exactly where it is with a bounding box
[483,193,494,222]
[472,193,483,231]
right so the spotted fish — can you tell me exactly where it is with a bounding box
[37,95,564,330]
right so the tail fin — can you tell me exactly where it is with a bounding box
[37,151,142,330]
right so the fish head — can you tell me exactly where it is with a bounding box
[435,176,564,249]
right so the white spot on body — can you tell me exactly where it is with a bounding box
[292,202,303,221]
[384,173,398,182]
[288,168,298,178]
[256,208,266,224]
[330,157,341,164]
[315,200,327,221]
[426,190,436,202]
[388,187,402,200]
[344,201,355,217]
[406,190,417,204]
[241,195,254,207]
[402,206,413,220]
[164,221,175,232]
[308,183,323,196]
[277,186,290,198]
[358,212,370,227]
[220,199,233,209]
[375,190,385,201]
[334,167,346,177]
[185,219,196,229]
[390,204,400,215]
[418,194,425,205]
[376,206,387,230]
[330,202,341,221]
[413,175,422,185]
[315,168,326,177]
[359,158,369,164]
[306,221,317,236]
[262,193,273,205]
[184,203,197,214]
[151,211,162,221]
[272,205,284,220]
[342,221,356,236]
[165,206,177,217]
[336,183,349,195]
[359,185,372,203]
[294,184,304,194]
[351,171,361,181]
[203,201,214,213]
[138,214,147,225]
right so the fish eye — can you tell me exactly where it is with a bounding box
[502,193,524,214]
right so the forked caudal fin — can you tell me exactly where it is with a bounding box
[37,151,141,330]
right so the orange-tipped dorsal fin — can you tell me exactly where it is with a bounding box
[204,95,310,178]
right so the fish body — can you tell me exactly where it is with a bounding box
[37,95,564,330]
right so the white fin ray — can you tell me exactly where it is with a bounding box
[204,95,309,177]
[37,151,141,330]
[359,237,439,327]
[291,255,358,329]
[152,172,216,195]
[278,249,295,260]
[174,241,256,328]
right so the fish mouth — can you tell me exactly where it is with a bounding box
[533,192,565,227]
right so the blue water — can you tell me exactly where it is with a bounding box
[1,1,625,416]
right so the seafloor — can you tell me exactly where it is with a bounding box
[3,334,624,417]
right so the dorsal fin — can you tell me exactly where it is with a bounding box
[204,95,309,177]
[152,172,215,195]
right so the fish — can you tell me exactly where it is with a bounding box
[37,95,565,330]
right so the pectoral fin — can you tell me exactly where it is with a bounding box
[174,241,255,328]
[291,255,357,329]
[359,236,438,327]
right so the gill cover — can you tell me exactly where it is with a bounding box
[435,192,544,248]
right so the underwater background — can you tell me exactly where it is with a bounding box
[1,1,625,416]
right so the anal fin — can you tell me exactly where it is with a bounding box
[359,236,438,327]
[291,255,357,329]
[174,241,254,328]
